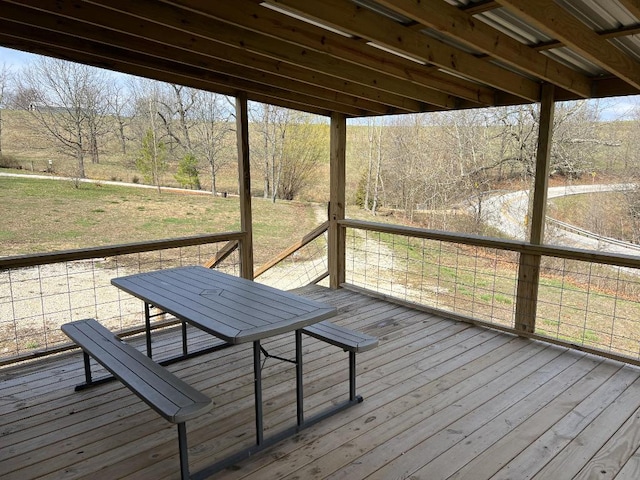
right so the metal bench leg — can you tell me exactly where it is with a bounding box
[296,329,304,426]
[349,351,356,402]
[83,351,92,385]
[178,422,190,480]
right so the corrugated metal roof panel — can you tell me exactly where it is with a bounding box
[543,47,604,76]
[557,0,636,29]
[479,8,553,45]
[450,0,640,79]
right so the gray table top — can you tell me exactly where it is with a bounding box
[111,266,337,344]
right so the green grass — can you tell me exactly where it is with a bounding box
[0,176,319,264]
[493,294,513,305]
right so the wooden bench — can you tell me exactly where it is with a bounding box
[302,320,378,402]
[61,319,212,480]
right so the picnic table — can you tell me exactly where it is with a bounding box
[109,266,375,477]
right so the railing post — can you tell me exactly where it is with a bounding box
[515,83,555,333]
[329,112,346,289]
[235,92,254,280]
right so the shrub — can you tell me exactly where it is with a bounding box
[0,154,22,169]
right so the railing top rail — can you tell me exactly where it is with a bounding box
[0,231,246,270]
[254,221,329,278]
[340,219,640,269]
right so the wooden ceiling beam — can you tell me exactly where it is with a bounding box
[266,0,540,101]
[461,1,500,15]
[84,0,456,110]
[3,0,426,114]
[0,19,371,117]
[167,0,494,106]
[497,0,640,90]
[376,0,591,98]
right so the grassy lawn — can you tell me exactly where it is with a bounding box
[549,191,638,243]
[0,176,320,265]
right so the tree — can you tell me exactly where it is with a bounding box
[175,152,201,189]
[370,113,456,223]
[0,63,12,155]
[548,101,615,178]
[438,109,497,230]
[18,57,111,178]
[358,117,385,214]
[191,91,233,195]
[129,78,171,190]
[278,113,325,200]
[149,83,196,157]
[108,85,133,155]
[136,129,167,191]
[251,105,324,202]
[251,103,287,200]
[8,84,39,110]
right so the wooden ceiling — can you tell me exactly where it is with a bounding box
[1,0,640,117]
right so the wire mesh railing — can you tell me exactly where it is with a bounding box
[3,218,639,365]
[345,228,519,328]
[536,258,640,359]
[254,221,329,290]
[343,221,640,363]
[0,234,242,364]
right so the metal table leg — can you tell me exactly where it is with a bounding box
[296,329,304,426]
[253,340,264,445]
[144,302,152,358]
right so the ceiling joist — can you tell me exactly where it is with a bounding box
[497,0,640,91]
[375,0,592,98]
[266,0,541,101]
[0,0,639,117]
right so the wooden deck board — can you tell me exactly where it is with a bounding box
[2,285,640,480]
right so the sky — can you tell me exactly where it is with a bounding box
[1,46,638,121]
[0,46,31,67]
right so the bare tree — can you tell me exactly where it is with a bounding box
[18,57,111,179]
[359,117,385,215]
[251,104,325,201]
[278,112,325,200]
[438,109,497,229]
[251,103,288,201]
[372,114,457,222]
[108,85,133,155]
[191,91,233,195]
[0,63,12,155]
[169,84,196,153]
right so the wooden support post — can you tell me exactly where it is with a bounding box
[515,83,555,333]
[236,93,254,280]
[329,113,346,289]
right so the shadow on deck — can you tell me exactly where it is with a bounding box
[2,285,640,479]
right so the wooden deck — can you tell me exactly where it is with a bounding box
[2,285,640,480]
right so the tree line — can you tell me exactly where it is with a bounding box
[352,100,640,239]
[1,55,639,237]
[0,56,323,201]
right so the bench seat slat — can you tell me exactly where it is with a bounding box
[62,319,211,423]
[302,320,378,352]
